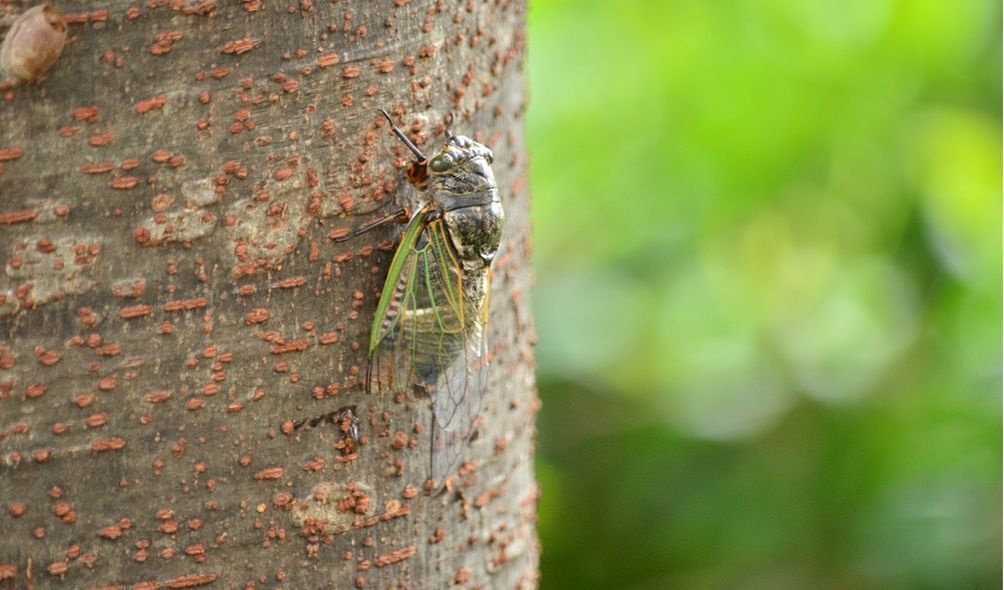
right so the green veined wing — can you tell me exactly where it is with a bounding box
[368,208,491,485]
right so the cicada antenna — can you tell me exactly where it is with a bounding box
[379,109,427,161]
[445,111,457,141]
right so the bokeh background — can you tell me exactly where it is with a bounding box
[526,1,1001,588]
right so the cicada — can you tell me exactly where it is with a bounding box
[337,110,504,485]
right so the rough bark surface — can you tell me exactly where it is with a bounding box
[0,1,537,588]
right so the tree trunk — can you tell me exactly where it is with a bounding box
[0,1,537,588]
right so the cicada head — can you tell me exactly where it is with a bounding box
[426,135,497,197]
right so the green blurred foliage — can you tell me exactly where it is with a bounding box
[526,0,1001,588]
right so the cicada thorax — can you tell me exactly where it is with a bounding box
[428,137,504,264]
[439,188,504,269]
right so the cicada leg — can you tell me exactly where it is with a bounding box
[333,207,410,244]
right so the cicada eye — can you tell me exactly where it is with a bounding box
[429,153,453,173]
[484,151,493,164]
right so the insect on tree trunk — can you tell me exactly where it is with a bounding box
[0,1,538,588]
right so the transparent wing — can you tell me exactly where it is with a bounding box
[368,215,490,485]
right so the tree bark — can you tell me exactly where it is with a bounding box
[0,1,537,588]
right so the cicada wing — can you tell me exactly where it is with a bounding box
[430,304,489,484]
[421,220,491,484]
[366,206,435,396]
[368,208,430,356]
[368,217,491,484]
